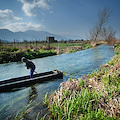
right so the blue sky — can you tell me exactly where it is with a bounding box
[0,0,120,39]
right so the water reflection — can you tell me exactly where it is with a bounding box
[28,85,38,103]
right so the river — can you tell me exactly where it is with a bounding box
[0,45,115,120]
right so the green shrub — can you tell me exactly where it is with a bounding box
[5,47,19,52]
[11,47,19,52]
[23,52,35,59]
[0,46,56,64]
[0,51,10,63]
[83,44,92,49]
[115,52,120,55]
[26,48,31,52]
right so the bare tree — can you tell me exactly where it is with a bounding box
[90,7,112,44]
[101,27,115,40]
[101,26,116,45]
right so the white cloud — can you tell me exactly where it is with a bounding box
[19,0,54,16]
[0,9,44,32]
[20,0,34,4]
[0,9,22,22]
[0,22,44,32]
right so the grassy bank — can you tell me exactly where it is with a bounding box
[0,46,56,64]
[11,44,120,120]
[42,44,120,120]
[0,42,92,64]
[50,43,92,54]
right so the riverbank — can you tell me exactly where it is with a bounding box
[0,42,92,64]
[43,44,120,120]
[1,44,115,120]
[0,46,56,64]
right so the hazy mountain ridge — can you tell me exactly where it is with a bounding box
[0,29,67,42]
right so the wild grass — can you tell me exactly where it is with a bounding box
[44,92,49,105]
[47,87,110,120]
[107,54,120,65]
[43,45,120,120]
[12,102,41,120]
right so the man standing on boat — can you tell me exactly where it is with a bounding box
[21,57,36,78]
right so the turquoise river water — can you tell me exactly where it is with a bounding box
[0,45,115,120]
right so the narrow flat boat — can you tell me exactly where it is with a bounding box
[0,70,63,91]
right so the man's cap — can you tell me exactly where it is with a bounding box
[21,57,26,62]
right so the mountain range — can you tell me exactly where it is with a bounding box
[0,29,67,42]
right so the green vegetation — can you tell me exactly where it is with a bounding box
[114,43,120,49]
[48,88,100,120]
[23,49,56,59]
[44,92,49,105]
[41,44,120,120]
[0,46,56,64]
[53,43,92,54]
[0,41,93,64]
[83,44,92,49]
[0,46,20,63]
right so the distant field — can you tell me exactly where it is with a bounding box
[2,41,90,51]
[0,41,93,64]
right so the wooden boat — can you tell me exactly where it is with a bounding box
[0,70,63,91]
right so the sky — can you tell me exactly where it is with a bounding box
[0,0,120,39]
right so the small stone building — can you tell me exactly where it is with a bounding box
[46,37,57,43]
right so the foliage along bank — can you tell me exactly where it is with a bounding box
[0,46,56,64]
[42,44,120,120]
[0,42,92,64]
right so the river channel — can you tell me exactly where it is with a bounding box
[0,45,115,120]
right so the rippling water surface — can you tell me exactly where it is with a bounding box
[0,45,115,119]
